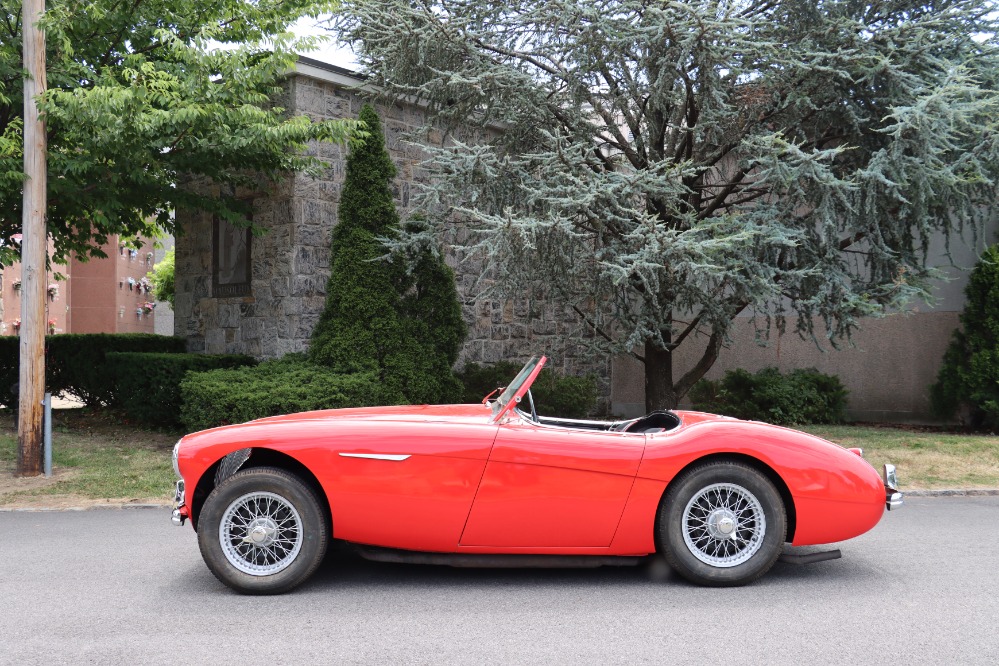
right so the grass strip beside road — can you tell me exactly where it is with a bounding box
[1,413,997,508]
[0,410,177,507]
[803,425,999,490]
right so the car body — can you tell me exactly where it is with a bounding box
[172,356,901,593]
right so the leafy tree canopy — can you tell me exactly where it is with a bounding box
[308,104,466,404]
[150,247,175,307]
[335,0,999,410]
[0,0,359,265]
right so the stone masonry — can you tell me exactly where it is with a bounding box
[173,59,612,402]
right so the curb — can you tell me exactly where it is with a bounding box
[904,489,999,497]
[3,491,999,512]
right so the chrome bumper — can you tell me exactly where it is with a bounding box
[884,464,903,511]
[171,479,187,526]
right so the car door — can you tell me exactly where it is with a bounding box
[326,420,498,552]
[459,421,646,549]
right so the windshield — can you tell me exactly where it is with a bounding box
[491,356,545,420]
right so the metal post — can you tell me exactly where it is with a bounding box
[43,392,51,477]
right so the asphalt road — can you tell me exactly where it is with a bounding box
[2,497,997,665]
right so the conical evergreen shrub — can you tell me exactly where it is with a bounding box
[308,104,465,403]
[930,245,999,429]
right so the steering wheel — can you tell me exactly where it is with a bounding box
[526,389,538,422]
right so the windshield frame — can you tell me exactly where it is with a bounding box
[490,355,547,423]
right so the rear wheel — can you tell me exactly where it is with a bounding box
[198,466,328,594]
[659,461,785,586]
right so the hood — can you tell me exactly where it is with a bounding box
[249,403,494,426]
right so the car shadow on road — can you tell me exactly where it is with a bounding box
[166,541,884,598]
[294,543,882,593]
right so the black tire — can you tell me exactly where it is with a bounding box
[658,461,786,587]
[197,466,329,594]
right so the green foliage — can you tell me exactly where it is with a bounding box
[107,352,256,427]
[149,248,176,307]
[179,355,406,431]
[336,0,999,411]
[0,333,187,407]
[931,246,999,429]
[458,361,597,419]
[308,105,466,403]
[690,367,848,426]
[0,0,358,263]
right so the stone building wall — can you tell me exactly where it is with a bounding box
[174,59,612,399]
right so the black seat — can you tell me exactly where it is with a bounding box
[622,410,681,433]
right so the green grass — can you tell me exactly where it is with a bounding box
[802,425,999,490]
[1,414,996,507]
[0,410,177,506]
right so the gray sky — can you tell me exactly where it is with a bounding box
[291,15,358,69]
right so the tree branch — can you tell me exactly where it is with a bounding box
[571,304,645,364]
[673,330,722,398]
[697,168,749,220]
[673,299,750,398]
[667,313,702,351]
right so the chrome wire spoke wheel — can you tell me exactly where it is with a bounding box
[219,491,304,576]
[682,482,766,568]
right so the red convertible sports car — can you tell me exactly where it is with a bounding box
[171,356,902,594]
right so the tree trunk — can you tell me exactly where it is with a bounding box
[644,330,725,414]
[644,340,679,412]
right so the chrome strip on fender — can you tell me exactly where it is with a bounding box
[339,453,411,461]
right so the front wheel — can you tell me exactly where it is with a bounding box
[198,466,328,594]
[658,461,786,587]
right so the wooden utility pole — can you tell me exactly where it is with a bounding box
[17,0,47,477]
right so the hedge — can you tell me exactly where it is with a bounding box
[0,334,187,407]
[180,356,407,431]
[457,361,597,419]
[690,367,848,425]
[107,352,257,427]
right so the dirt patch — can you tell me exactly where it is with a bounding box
[0,466,78,496]
[0,494,170,510]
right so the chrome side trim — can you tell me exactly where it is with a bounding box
[339,453,411,461]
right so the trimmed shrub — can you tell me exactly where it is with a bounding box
[931,245,999,428]
[107,352,257,427]
[690,367,848,425]
[308,104,465,404]
[458,361,598,419]
[0,336,22,402]
[0,334,187,407]
[180,356,407,432]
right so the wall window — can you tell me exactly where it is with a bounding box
[213,214,252,298]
